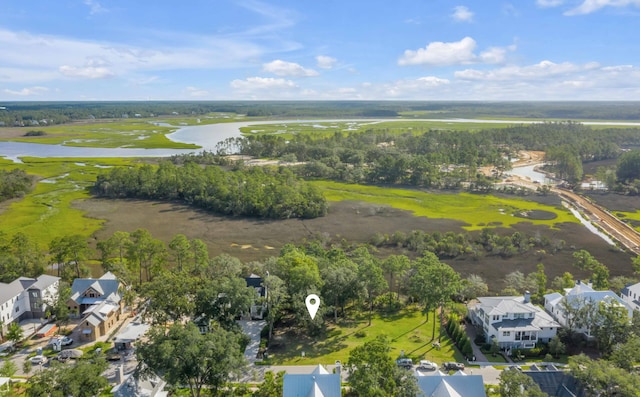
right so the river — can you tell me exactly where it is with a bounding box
[3,117,640,162]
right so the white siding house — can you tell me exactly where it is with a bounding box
[0,275,60,335]
[468,292,560,350]
[620,281,640,311]
[545,281,634,339]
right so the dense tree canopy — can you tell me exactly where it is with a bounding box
[616,149,640,182]
[94,162,327,219]
[136,322,246,397]
[0,169,33,202]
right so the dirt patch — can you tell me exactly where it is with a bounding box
[73,197,635,291]
[513,210,557,221]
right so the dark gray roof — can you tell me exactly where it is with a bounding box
[523,371,586,397]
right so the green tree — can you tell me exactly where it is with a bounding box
[548,335,565,358]
[321,259,360,322]
[346,336,419,397]
[408,252,461,340]
[136,323,246,397]
[460,274,489,301]
[616,149,640,182]
[168,234,193,272]
[6,322,23,345]
[498,368,548,397]
[0,360,17,378]
[569,354,640,397]
[263,273,286,341]
[26,358,109,397]
[610,335,640,371]
[356,255,387,326]
[47,282,71,327]
[126,228,167,286]
[380,255,410,306]
[253,370,285,397]
[142,271,196,324]
[532,263,547,303]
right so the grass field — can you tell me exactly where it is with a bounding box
[3,120,199,149]
[268,306,463,366]
[313,181,578,230]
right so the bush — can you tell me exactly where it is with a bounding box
[474,334,486,345]
[24,130,46,136]
[354,330,367,338]
[260,325,269,339]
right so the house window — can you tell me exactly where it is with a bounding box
[515,313,524,319]
[492,315,500,321]
[503,331,511,336]
[15,307,19,312]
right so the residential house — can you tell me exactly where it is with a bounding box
[522,365,586,397]
[620,281,640,311]
[283,364,341,397]
[468,292,560,350]
[245,274,267,320]
[0,274,60,336]
[544,281,633,339]
[416,372,487,397]
[68,272,123,341]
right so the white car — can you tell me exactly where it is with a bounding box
[417,360,437,371]
[30,355,47,365]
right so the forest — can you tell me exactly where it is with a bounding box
[92,162,328,219]
[3,101,640,127]
[0,169,34,201]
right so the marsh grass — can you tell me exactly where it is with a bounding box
[0,158,136,245]
[5,120,199,149]
[312,181,577,230]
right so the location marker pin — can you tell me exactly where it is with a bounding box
[305,294,320,320]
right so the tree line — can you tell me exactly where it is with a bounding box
[92,161,328,219]
[0,168,33,202]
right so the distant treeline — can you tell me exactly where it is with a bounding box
[3,101,640,127]
[0,169,34,201]
[197,121,640,187]
[93,162,328,219]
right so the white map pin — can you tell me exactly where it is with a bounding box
[305,294,320,320]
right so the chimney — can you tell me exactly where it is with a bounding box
[524,291,531,303]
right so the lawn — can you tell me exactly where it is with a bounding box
[267,306,464,366]
[312,181,577,231]
[616,210,640,232]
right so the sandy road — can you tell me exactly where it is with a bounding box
[507,151,640,256]
[553,187,640,255]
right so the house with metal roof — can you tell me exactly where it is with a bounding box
[544,281,633,339]
[469,292,560,350]
[283,365,341,397]
[68,272,123,341]
[416,372,486,397]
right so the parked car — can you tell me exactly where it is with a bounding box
[30,355,47,365]
[396,358,413,369]
[61,336,73,346]
[417,360,437,371]
[442,362,465,371]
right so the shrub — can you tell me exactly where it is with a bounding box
[354,330,367,338]
[474,334,486,345]
[260,325,269,339]
[24,130,46,136]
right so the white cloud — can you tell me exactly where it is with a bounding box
[59,65,115,79]
[565,0,640,15]
[262,60,318,77]
[398,37,513,66]
[536,0,564,7]
[455,60,600,81]
[452,6,474,22]
[316,55,337,69]
[230,77,297,90]
[3,86,48,96]
[84,0,108,15]
[185,86,210,98]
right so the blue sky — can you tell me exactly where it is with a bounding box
[1,0,639,101]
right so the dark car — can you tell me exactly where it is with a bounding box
[443,362,465,371]
[396,358,413,369]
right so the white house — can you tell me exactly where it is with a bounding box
[416,372,487,397]
[0,274,60,335]
[620,281,640,311]
[545,281,634,338]
[468,292,560,350]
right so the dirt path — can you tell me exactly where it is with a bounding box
[509,151,640,255]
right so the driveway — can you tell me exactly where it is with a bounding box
[238,320,265,364]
